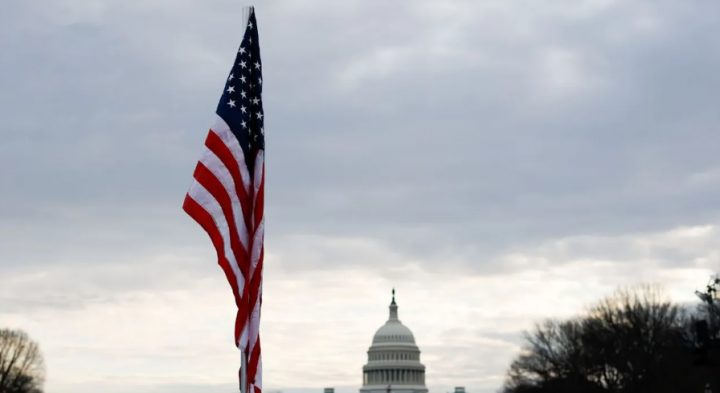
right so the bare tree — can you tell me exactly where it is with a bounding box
[695,274,720,340]
[502,285,692,393]
[583,285,689,392]
[0,329,45,393]
[503,319,586,389]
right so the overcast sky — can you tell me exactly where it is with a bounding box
[1,0,720,393]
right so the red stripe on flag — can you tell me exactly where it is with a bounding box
[247,334,262,385]
[182,195,241,308]
[248,246,264,322]
[246,247,264,385]
[253,163,265,231]
[205,130,254,232]
[193,162,250,274]
[191,162,252,345]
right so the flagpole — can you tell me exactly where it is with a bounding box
[241,350,248,393]
[239,6,253,393]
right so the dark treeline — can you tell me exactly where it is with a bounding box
[501,282,720,393]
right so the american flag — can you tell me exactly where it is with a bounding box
[182,7,264,393]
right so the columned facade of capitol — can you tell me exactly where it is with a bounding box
[360,290,428,393]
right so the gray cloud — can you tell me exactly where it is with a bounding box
[0,0,718,298]
[3,0,720,263]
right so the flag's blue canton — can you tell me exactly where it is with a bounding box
[216,10,264,172]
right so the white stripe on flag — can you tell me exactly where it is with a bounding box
[198,147,250,253]
[187,182,245,298]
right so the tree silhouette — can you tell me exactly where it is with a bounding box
[0,329,45,393]
[502,284,718,393]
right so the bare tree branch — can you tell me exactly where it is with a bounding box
[0,329,45,393]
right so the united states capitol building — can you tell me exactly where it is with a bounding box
[325,290,466,393]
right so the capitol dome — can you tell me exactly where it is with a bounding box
[360,290,427,393]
